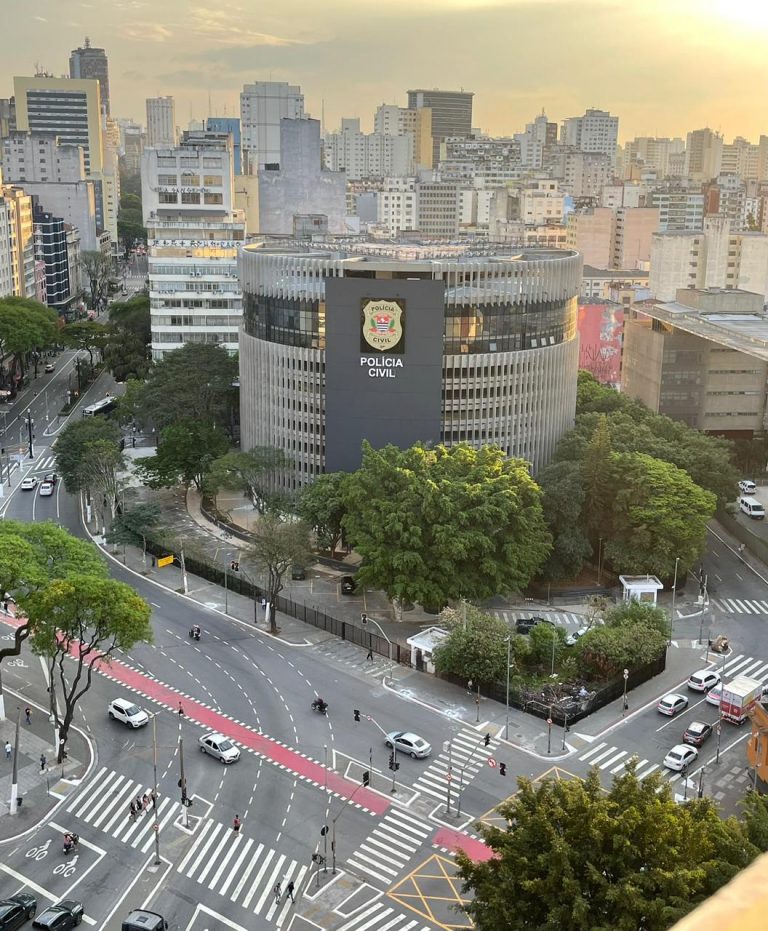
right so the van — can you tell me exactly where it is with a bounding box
[122,911,167,931]
[739,496,765,519]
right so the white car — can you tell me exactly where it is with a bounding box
[706,683,723,707]
[687,669,721,692]
[385,731,432,759]
[20,477,38,491]
[108,698,149,728]
[38,481,54,497]
[657,693,689,716]
[739,480,757,494]
[199,732,240,763]
[566,626,590,647]
[663,744,699,772]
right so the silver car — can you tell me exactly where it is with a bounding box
[385,731,432,759]
[199,732,240,764]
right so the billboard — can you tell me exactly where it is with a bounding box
[325,278,445,472]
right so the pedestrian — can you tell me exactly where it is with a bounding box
[40,753,46,773]
[151,555,156,568]
[273,881,282,903]
[261,597,267,611]
[232,814,241,834]
[366,646,374,661]
[24,707,31,725]
[135,795,143,816]
[151,789,158,809]
[178,701,184,717]
[5,740,11,760]
[286,880,295,903]
[142,792,150,811]
[129,800,138,821]
[2,599,8,612]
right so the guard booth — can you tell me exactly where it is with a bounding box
[619,575,664,604]
[405,627,448,674]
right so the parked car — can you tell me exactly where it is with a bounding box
[32,901,83,931]
[657,693,689,716]
[515,617,550,635]
[565,626,590,646]
[687,669,721,692]
[0,895,37,931]
[739,479,757,494]
[108,698,149,728]
[44,363,55,374]
[683,721,714,746]
[291,565,306,581]
[20,477,38,491]
[43,473,58,485]
[340,576,357,595]
[199,732,240,763]
[385,731,432,759]
[39,481,54,497]
[663,744,698,772]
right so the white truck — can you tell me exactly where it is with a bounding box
[720,675,762,724]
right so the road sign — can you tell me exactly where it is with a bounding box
[366,715,372,721]
[547,718,553,726]
[488,758,497,768]
[446,773,452,781]
[157,555,174,568]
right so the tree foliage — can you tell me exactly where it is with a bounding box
[536,460,591,581]
[60,320,109,366]
[129,343,238,433]
[80,250,113,308]
[136,420,229,491]
[432,605,512,685]
[0,298,58,385]
[55,418,122,495]
[25,575,152,760]
[296,472,349,554]
[206,447,293,513]
[457,766,758,931]
[248,514,312,634]
[342,442,551,614]
[575,604,668,681]
[106,503,162,552]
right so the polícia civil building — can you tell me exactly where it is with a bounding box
[239,241,582,489]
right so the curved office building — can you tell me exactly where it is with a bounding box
[239,241,582,489]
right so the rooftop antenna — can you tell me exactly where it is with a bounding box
[321,98,325,134]
[84,36,91,48]
[208,89,212,118]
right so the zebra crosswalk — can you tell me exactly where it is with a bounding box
[346,807,432,886]
[491,609,588,629]
[334,901,435,931]
[715,652,768,684]
[177,818,307,924]
[412,727,495,805]
[577,741,662,782]
[30,455,56,474]
[710,597,768,616]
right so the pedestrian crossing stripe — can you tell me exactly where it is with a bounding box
[347,807,433,886]
[711,597,768,615]
[411,727,497,804]
[335,901,435,931]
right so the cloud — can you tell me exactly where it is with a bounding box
[33,14,47,21]
[120,22,173,42]
[189,8,305,48]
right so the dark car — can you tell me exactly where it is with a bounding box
[340,576,357,595]
[43,473,58,485]
[32,901,83,931]
[515,616,548,634]
[682,721,714,747]
[291,564,306,581]
[0,895,37,931]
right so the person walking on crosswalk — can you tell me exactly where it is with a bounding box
[273,881,282,903]
[232,814,241,834]
[286,880,295,903]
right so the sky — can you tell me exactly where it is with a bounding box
[2,0,768,143]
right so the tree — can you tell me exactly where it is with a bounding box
[605,452,716,578]
[603,600,669,638]
[0,522,106,719]
[456,766,758,931]
[206,447,293,513]
[106,503,162,564]
[536,460,591,581]
[0,298,58,388]
[432,604,512,686]
[342,442,552,618]
[582,415,612,545]
[80,251,113,309]
[24,576,152,761]
[296,471,348,554]
[136,420,229,492]
[55,418,122,494]
[575,622,668,681]
[248,514,311,634]
[109,294,151,345]
[60,320,109,367]
[78,439,125,530]
[131,343,238,433]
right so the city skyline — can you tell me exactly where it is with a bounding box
[2,0,767,141]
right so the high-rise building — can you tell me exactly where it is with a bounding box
[240,82,304,171]
[515,111,557,169]
[374,104,433,171]
[649,185,705,231]
[206,117,242,175]
[141,130,244,358]
[146,97,177,148]
[611,207,659,269]
[560,109,619,162]
[33,201,71,310]
[69,38,110,116]
[407,89,473,164]
[0,184,35,297]
[622,136,685,179]
[684,128,723,181]
[323,118,412,179]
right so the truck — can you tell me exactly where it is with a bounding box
[122,911,168,931]
[720,675,762,724]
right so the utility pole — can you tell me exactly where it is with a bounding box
[26,411,33,459]
[179,737,189,828]
[9,706,21,814]
[152,714,161,864]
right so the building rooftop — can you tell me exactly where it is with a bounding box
[583,265,649,278]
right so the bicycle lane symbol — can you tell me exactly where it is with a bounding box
[25,839,51,861]
[53,858,78,878]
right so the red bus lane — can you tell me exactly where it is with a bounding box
[2,615,390,816]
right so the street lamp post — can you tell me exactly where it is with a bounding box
[151,714,161,865]
[9,706,21,814]
[26,412,33,459]
[682,761,690,801]
[360,614,394,682]
[504,636,512,741]
[715,717,723,764]
[622,668,629,716]
[670,556,680,643]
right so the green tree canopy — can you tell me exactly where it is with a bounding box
[342,442,551,615]
[536,459,591,581]
[130,343,238,433]
[136,420,229,491]
[80,250,113,308]
[55,418,122,494]
[432,604,515,686]
[60,320,109,366]
[457,766,758,931]
[296,471,349,554]
[205,446,293,513]
[25,575,152,760]
[0,298,58,383]
[106,503,162,554]
[248,514,312,634]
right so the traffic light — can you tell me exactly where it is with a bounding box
[499,762,507,776]
[362,770,370,787]
[388,752,399,772]
[484,732,491,747]
[354,709,360,722]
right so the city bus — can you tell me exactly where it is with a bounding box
[82,396,118,417]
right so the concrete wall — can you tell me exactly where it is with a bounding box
[21,181,98,251]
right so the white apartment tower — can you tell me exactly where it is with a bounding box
[141,131,244,358]
[240,82,304,171]
[561,108,619,163]
[146,97,177,148]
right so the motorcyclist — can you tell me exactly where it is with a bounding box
[63,832,77,852]
[190,624,201,640]
[312,697,327,713]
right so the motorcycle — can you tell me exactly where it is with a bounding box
[63,832,79,854]
[189,627,201,641]
[311,699,328,715]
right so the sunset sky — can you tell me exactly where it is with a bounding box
[2,0,767,142]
